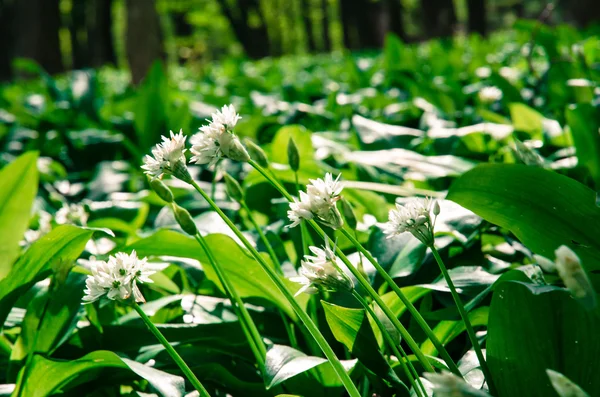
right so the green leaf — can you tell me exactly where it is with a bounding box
[322,301,408,392]
[126,229,308,320]
[509,103,543,138]
[421,307,489,355]
[566,104,600,188]
[0,151,39,279]
[487,282,600,397]
[134,61,168,150]
[447,164,600,277]
[0,225,94,328]
[13,350,185,397]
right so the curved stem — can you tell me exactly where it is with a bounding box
[189,180,361,397]
[133,302,211,397]
[353,291,425,397]
[430,246,496,394]
[248,160,435,372]
[341,228,461,377]
[193,233,267,365]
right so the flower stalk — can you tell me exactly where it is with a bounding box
[133,302,211,397]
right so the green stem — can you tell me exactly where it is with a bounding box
[353,291,425,397]
[340,228,461,377]
[295,171,311,256]
[133,302,211,397]
[430,246,496,394]
[248,160,435,372]
[240,200,299,348]
[193,233,267,365]
[189,180,361,397]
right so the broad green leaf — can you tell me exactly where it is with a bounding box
[322,301,408,392]
[10,273,86,365]
[269,125,315,168]
[13,351,185,397]
[0,225,94,328]
[487,282,600,397]
[447,164,600,277]
[566,104,600,188]
[421,307,489,355]
[126,229,308,320]
[509,103,543,138]
[134,61,168,150]
[0,151,38,279]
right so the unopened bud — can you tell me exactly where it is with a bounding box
[220,132,250,162]
[150,178,174,203]
[172,204,198,236]
[555,245,596,310]
[433,200,441,216]
[224,172,244,202]
[287,137,300,172]
[244,139,269,168]
[341,199,357,230]
[546,369,589,397]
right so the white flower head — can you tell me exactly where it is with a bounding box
[82,250,155,304]
[190,104,248,167]
[478,86,503,103]
[141,130,189,181]
[55,203,88,226]
[287,173,344,229]
[211,104,242,130]
[554,245,596,309]
[424,371,490,397]
[382,197,439,246]
[475,66,492,79]
[291,238,353,296]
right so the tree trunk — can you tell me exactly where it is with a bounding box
[320,0,331,51]
[421,0,456,38]
[339,0,358,49]
[216,0,271,58]
[13,0,64,74]
[88,0,116,67]
[467,0,487,36]
[301,0,317,52]
[563,0,600,28]
[387,0,406,41]
[69,0,89,69]
[0,0,15,81]
[126,0,165,85]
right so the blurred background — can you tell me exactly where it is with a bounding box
[0,0,599,83]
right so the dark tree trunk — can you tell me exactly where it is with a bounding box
[387,0,406,41]
[320,0,331,51]
[358,0,386,49]
[0,0,15,81]
[563,0,600,28]
[126,0,165,84]
[70,0,89,69]
[301,0,317,52]
[467,0,487,36]
[339,0,358,49]
[216,0,271,58]
[88,0,116,67]
[421,0,456,38]
[13,0,64,74]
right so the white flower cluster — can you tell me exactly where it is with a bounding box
[536,245,596,309]
[141,130,188,179]
[478,86,503,103]
[190,104,248,167]
[56,203,89,226]
[287,173,344,229]
[382,197,440,246]
[291,238,353,296]
[424,371,490,397]
[83,250,155,304]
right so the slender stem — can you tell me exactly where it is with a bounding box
[240,200,299,348]
[189,180,361,397]
[430,246,496,394]
[240,200,282,272]
[193,233,267,365]
[353,291,425,397]
[132,302,211,397]
[248,160,435,372]
[294,171,311,256]
[340,228,461,377]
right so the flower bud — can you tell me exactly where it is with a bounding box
[172,204,198,236]
[287,137,300,172]
[555,245,597,310]
[244,138,269,168]
[149,178,174,203]
[341,199,357,230]
[433,200,441,216]
[224,172,244,203]
[546,369,588,397]
[534,254,556,273]
[220,132,250,162]
[318,206,344,230]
